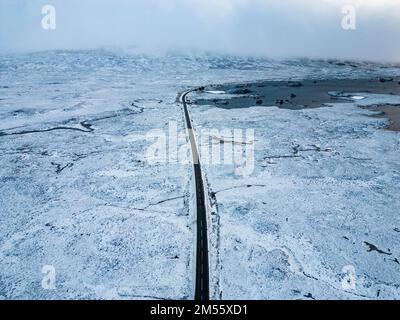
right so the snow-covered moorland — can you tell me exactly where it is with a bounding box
[189,89,400,300]
[0,49,399,299]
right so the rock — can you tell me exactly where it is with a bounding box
[288,81,303,88]
[233,88,252,94]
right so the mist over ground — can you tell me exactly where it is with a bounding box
[0,0,399,62]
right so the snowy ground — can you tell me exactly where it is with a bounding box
[0,56,193,299]
[189,91,400,300]
[0,49,400,299]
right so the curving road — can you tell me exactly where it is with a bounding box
[180,89,209,301]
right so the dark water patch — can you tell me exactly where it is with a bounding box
[0,125,93,137]
[364,242,392,255]
[303,293,316,300]
[80,121,93,131]
[51,162,74,174]
[194,78,400,110]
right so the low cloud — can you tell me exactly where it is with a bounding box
[1,0,399,62]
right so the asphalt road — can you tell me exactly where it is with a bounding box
[180,89,209,301]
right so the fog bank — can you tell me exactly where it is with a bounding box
[1,0,399,62]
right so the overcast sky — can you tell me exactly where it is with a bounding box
[1,0,399,61]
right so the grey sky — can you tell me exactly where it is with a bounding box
[1,0,399,62]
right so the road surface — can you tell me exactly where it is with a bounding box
[180,89,209,301]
